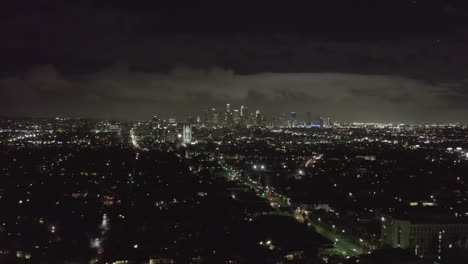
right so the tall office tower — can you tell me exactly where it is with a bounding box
[306,112,312,125]
[233,109,240,123]
[182,123,192,144]
[240,105,245,116]
[196,116,201,123]
[280,113,287,127]
[290,112,297,121]
[211,108,219,125]
[243,107,250,125]
[226,111,233,125]
[320,116,331,127]
[168,117,177,124]
[152,115,160,128]
[255,110,261,125]
[271,115,278,127]
[211,108,216,121]
[226,103,231,113]
[290,112,297,127]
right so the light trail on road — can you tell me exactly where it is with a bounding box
[217,156,373,258]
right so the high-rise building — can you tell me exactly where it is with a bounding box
[167,117,177,124]
[280,114,287,127]
[182,123,192,144]
[320,116,331,127]
[306,112,312,125]
[226,103,231,113]
[233,109,240,123]
[226,111,233,124]
[211,108,218,124]
[290,112,297,127]
[255,110,262,126]
[271,115,279,127]
[240,105,245,116]
[290,112,297,120]
[151,115,161,128]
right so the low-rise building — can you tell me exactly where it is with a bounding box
[381,213,468,260]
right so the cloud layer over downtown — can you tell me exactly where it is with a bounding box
[2,1,468,123]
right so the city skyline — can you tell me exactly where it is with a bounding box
[1,103,466,126]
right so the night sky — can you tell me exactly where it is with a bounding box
[2,0,468,122]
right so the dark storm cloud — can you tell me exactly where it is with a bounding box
[2,1,468,78]
[1,64,467,123]
[1,1,468,122]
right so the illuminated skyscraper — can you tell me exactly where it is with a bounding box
[240,105,245,116]
[168,117,177,124]
[182,123,192,144]
[290,112,297,127]
[243,107,250,125]
[233,109,240,123]
[280,114,287,127]
[211,108,218,124]
[255,110,262,125]
[226,103,231,113]
[320,116,331,127]
[290,112,297,120]
[151,115,161,128]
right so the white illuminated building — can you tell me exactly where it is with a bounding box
[182,124,192,144]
